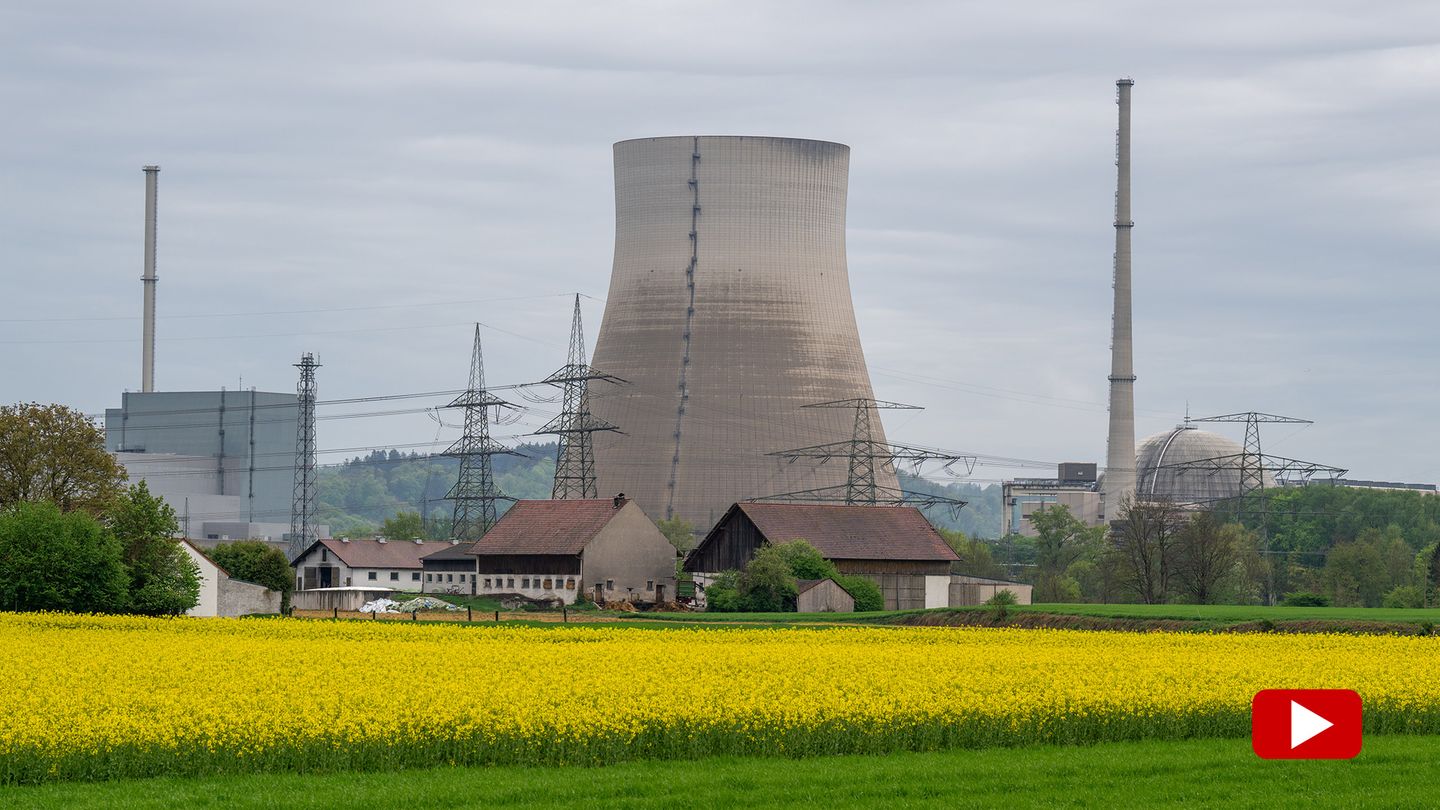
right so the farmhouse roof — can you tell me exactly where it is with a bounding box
[420,541,477,562]
[724,503,959,562]
[295,538,438,569]
[469,499,627,556]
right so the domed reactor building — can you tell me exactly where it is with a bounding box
[588,136,897,530]
[1135,422,1274,504]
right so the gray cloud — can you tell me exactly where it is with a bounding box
[3,1,1437,485]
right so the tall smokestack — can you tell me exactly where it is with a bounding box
[1103,79,1136,517]
[141,165,160,393]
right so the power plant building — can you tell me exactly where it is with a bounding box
[1134,423,1275,505]
[589,136,897,530]
[104,390,321,542]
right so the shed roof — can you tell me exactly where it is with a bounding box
[297,538,438,569]
[796,577,852,596]
[470,499,627,556]
[725,503,959,562]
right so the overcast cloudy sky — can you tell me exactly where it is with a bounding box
[3,1,1438,485]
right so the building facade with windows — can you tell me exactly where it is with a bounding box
[290,538,441,591]
[467,497,678,605]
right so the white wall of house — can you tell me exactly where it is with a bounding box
[352,567,424,589]
[180,541,221,617]
[423,571,479,594]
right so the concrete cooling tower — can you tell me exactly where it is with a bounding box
[589,136,897,530]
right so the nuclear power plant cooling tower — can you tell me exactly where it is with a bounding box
[589,136,897,530]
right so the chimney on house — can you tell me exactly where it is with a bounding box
[613,493,627,509]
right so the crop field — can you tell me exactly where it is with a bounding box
[2,613,1439,786]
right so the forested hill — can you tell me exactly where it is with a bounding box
[317,446,1006,538]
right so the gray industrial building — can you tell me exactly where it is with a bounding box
[104,390,321,542]
[1133,422,1275,505]
[588,136,898,531]
[1001,462,1103,537]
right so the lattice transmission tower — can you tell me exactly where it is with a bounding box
[534,295,623,499]
[289,352,320,559]
[1160,410,1347,604]
[760,398,975,516]
[444,325,521,540]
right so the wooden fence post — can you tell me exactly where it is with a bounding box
[332,606,337,620]
[494,610,500,622]
[467,607,473,622]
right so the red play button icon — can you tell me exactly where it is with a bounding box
[1251,689,1362,759]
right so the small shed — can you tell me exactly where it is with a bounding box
[796,578,854,613]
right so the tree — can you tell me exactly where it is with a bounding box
[834,574,884,612]
[938,528,1005,579]
[109,482,200,616]
[210,540,295,611]
[379,510,425,541]
[0,402,127,515]
[737,546,798,612]
[0,500,128,613]
[1029,505,1104,602]
[656,517,698,553]
[1109,498,1182,604]
[1171,513,1247,604]
[771,540,833,580]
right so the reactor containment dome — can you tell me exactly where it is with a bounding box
[588,136,897,530]
[1135,423,1275,505]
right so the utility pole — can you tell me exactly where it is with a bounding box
[535,295,623,499]
[444,325,521,540]
[289,353,320,559]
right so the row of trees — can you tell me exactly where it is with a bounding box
[704,541,884,612]
[971,497,1440,607]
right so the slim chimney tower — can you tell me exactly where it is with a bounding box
[141,165,160,393]
[1102,79,1137,516]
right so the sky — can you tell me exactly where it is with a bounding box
[3,1,1439,485]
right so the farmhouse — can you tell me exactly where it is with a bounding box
[468,496,677,605]
[684,503,960,610]
[178,539,282,617]
[290,537,443,591]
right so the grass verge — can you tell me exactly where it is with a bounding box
[4,735,1436,809]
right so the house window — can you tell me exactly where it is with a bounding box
[322,550,328,562]
[390,572,399,581]
[447,574,453,583]
[367,571,377,581]
[426,574,433,582]
[412,573,420,581]
[606,579,614,591]
[507,578,514,588]
[484,578,491,588]
[522,578,530,588]
[646,580,654,591]
[565,578,575,590]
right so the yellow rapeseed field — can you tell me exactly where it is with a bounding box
[1,612,1438,783]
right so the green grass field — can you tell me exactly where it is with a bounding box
[1013,603,1440,623]
[6,736,1436,809]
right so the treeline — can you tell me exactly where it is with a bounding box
[896,472,1003,539]
[965,487,1440,607]
[318,443,556,537]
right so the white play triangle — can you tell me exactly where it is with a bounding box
[1291,700,1334,749]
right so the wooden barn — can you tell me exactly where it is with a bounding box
[684,503,959,610]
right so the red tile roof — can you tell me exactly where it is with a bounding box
[310,538,438,569]
[470,500,625,556]
[420,541,478,562]
[734,503,959,562]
